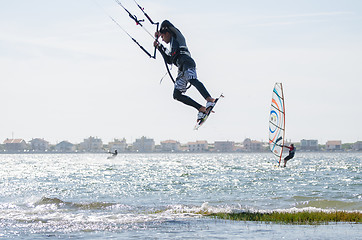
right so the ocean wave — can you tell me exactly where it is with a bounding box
[1,200,361,233]
[161,202,362,215]
[167,203,362,223]
[34,197,118,210]
[295,199,362,211]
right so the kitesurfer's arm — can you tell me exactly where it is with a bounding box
[154,31,173,64]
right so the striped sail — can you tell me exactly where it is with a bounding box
[269,83,285,164]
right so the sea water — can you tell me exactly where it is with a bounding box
[0,152,360,239]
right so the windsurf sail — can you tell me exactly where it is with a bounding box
[269,83,285,165]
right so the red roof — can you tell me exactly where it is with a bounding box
[3,139,25,144]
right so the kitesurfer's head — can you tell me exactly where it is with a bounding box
[159,20,173,43]
[159,26,168,34]
[159,20,171,34]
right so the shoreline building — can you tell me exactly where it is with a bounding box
[80,136,103,152]
[243,138,263,152]
[108,138,127,153]
[187,141,208,152]
[133,136,155,152]
[300,139,319,151]
[214,141,235,152]
[160,140,181,152]
[55,141,75,152]
[353,141,362,151]
[29,138,50,152]
[3,139,28,152]
[325,140,342,151]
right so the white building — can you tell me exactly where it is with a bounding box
[55,141,75,152]
[160,140,181,152]
[133,136,155,152]
[187,140,208,152]
[243,138,262,152]
[300,139,319,151]
[29,138,50,152]
[80,136,103,152]
[108,138,127,152]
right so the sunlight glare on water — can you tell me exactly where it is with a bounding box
[0,153,361,239]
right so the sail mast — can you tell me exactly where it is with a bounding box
[279,83,285,165]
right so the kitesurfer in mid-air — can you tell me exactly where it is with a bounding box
[282,144,295,167]
[112,149,118,156]
[107,149,118,159]
[154,20,215,121]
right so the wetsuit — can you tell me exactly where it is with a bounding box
[157,20,211,111]
[284,145,295,161]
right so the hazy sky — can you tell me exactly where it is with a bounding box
[1,0,361,144]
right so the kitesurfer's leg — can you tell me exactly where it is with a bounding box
[173,71,213,118]
[189,79,214,102]
[173,88,202,111]
[189,79,215,115]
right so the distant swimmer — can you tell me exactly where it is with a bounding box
[282,144,295,167]
[154,20,215,122]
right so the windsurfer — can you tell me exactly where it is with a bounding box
[154,20,215,121]
[282,144,295,167]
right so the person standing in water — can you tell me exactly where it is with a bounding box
[154,20,215,121]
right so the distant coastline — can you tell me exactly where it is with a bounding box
[1,136,361,153]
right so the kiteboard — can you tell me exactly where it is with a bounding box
[194,94,224,130]
[107,155,117,159]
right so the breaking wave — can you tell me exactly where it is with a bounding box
[34,197,118,210]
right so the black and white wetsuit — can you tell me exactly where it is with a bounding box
[157,20,211,111]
